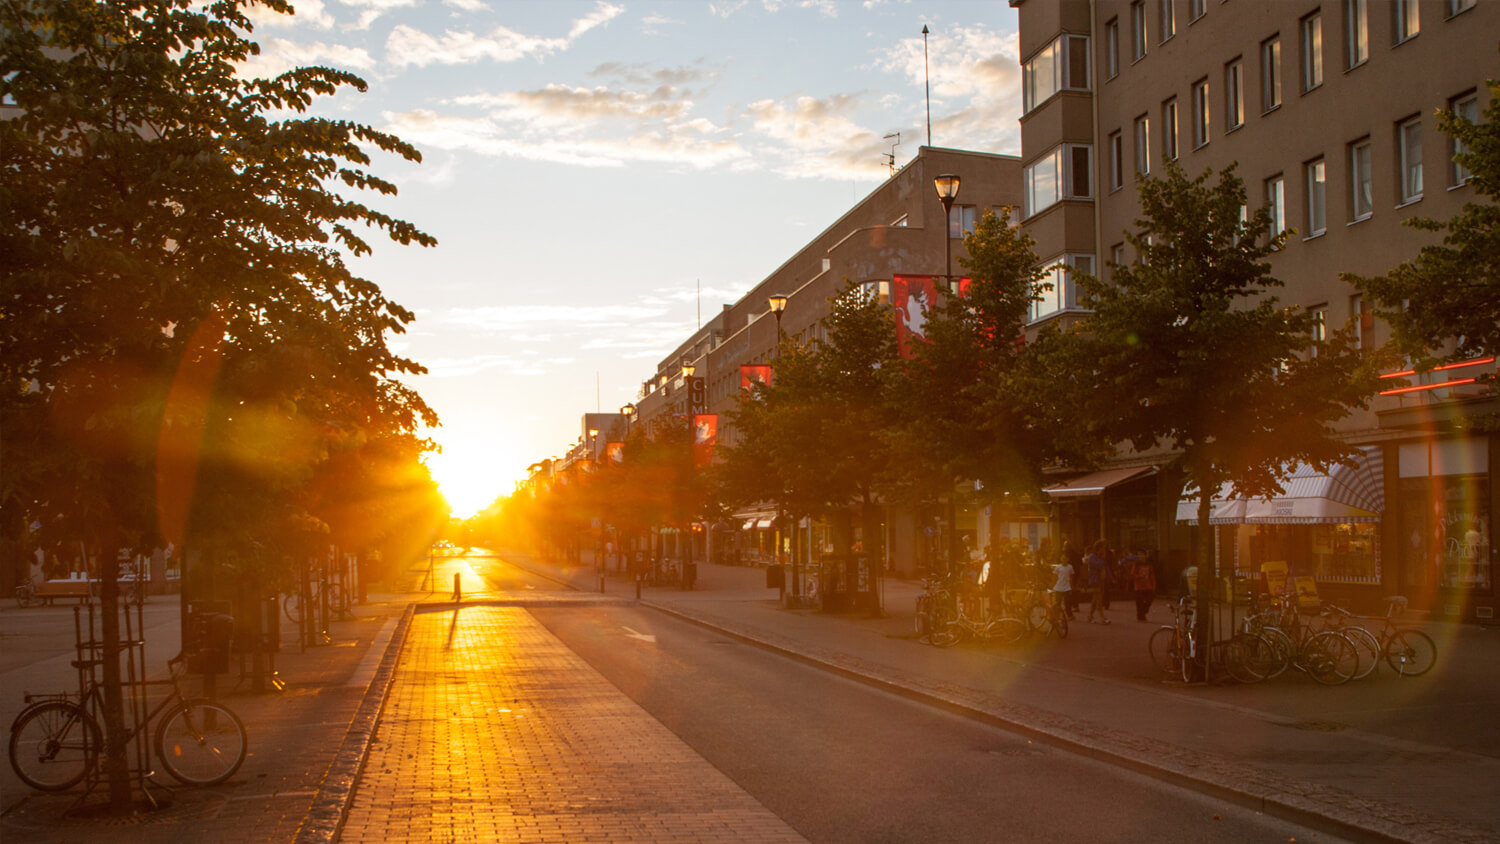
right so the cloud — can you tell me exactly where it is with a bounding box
[589,61,713,88]
[568,2,625,39]
[385,0,625,68]
[744,93,890,179]
[385,23,568,67]
[453,83,697,130]
[237,37,377,78]
[340,0,421,31]
[888,24,1022,153]
[640,13,684,34]
[444,0,488,10]
[245,0,334,30]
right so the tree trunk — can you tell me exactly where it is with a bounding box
[98,545,135,813]
[1194,491,1215,684]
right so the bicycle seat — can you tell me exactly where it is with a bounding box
[1383,595,1408,609]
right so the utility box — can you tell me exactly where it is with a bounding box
[766,564,785,589]
[186,608,234,674]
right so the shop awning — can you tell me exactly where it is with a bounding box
[1044,466,1157,500]
[1175,447,1385,525]
[1244,448,1384,524]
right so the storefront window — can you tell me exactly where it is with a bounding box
[1400,475,1491,591]
[1241,523,1380,584]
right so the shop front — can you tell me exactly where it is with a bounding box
[1392,436,1493,619]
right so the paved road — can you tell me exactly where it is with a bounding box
[536,602,1349,843]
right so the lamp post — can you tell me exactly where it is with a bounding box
[681,360,699,585]
[933,173,961,294]
[768,294,788,339]
[766,294,796,605]
[933,173,962,574]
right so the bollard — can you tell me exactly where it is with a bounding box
[635,575,642,600]
[599,575,606,594]
[453,572,461,603]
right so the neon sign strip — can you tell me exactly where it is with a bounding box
[1379,377,1478,396]
[1379,357,1496,380]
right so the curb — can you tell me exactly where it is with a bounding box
[294,603,415,844]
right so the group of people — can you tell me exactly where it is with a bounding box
[1049,539,1159,624]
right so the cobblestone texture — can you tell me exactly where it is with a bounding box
[336,606,806,843]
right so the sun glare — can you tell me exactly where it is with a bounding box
[427,446,513,519]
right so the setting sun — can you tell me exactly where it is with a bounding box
[426,439,519,519]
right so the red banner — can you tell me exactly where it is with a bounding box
[606,441,623,464]
[740,364,772,391]
[693,414,717,467]
[892,274,935,359]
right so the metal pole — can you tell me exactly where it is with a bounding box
[922,25,932,147]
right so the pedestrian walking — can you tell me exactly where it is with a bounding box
[1051,555,1073,619]
[1131,549,1157,621]
[1085,539,1111,624]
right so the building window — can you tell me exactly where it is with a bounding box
[1261,36,1282,112]
[1030,254,1096,323]
[948,205,978,237]
[1266,175,1286,237]
[1398,116,1423,203]
[1134,115,1151,177]
[1024,145,1094,217]
[1131,0,1148,61]
[1306,158,1327,236]
[1309,303,1328,355]
[1349,138,1373,220]
[1111,243,1126,279]
[1162,98,1179,162]
[1190,0,1206,21]
[1301,12,1323,92]
[1345,0,1368,68]
[1105,18,1120,79]
[1159,0,1176,41]
[1224,59,1244,130]
[1191,78,1210,148]
[1022,34,1092,114]
[1451,92,1480,186]
[1350,293,1371,349]
[1108,131,1124,191]
[1394,0,1420,42]
[1449,0,1476,17]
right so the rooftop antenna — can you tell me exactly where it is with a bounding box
[922,25,932,147]
[883,132,901,177]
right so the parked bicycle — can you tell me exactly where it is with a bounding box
[14,577,40,608]
[8,652,247,791]
[1322,598,1437,677]
[284,577,350,624]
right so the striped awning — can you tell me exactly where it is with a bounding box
[1043,465,1158,500]
[1176,448,1385,525]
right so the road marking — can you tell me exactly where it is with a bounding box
[621,626,657,643]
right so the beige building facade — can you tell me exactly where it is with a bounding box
[1014,0,1498,619]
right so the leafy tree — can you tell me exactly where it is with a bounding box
[1344,71,1500,375]
[1059,164,1382,673]
[0,0,435,810]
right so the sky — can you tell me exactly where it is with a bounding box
[240,0,1025,517]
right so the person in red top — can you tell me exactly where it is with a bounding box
[1132,548,1159,621]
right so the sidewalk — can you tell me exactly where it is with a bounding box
[510,551,1500,844]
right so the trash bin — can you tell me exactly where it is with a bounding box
[187,610,234,674]
[766,564,785,589]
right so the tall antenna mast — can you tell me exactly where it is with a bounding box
[922,25,932,147]
[883,132,901,177]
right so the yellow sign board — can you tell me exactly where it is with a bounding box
[1293,575,1320,608]
[1260,560,1290,596]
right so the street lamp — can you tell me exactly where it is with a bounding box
[767,294,788,339]
[934,174,961,294]
[680,360,700,585]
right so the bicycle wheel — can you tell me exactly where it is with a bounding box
[1303,632,1358,685]
[1225,634,1271,684]
[1028,601,1052,636]
[326,583,349,618]
[1256,626,1294,680]
[283,592,302,624]
[155,699,247,786]
[1053,608,1069,639]
[1384,628,1437,677]
[1147,626,1179,673]
[1339,625,1382,680]
[9,701,100,791]
[989,617,1026,645]
[927,605,962,648]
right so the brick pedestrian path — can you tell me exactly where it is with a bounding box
[337,606,806,843]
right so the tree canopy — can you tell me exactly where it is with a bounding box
[1344,71,1500,374]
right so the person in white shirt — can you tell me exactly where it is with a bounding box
[1051,559,1073,616]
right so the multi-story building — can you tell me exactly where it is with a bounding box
[1014,0,1497,619]
[629,145,1023,582]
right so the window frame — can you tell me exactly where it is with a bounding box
[1398,115,1423,204]
[1022,34,1092,115]
[1261,35,1282,112]
[1266,174,1287,237]
[1191,77,1210,149]
[1029,253,1097,324]
[1451,91,1480,187]
[1301,12,1323,92]
[1448,0,1476,18]
[1162,97,1179,162]
[1159,0,1176,42]
[1345,0,1368,69]
[1105,18,1120,79]
[1134,114,1151,177]
[1023,144,1095,218]
[1394,0,1420,43]
[1109,131,1124,192]
[1224,58,1244,131]
[1349,137,1373,221]
[1305,157,1327,237]
[1190,0,1206,22]
[1131,0,1148,61]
